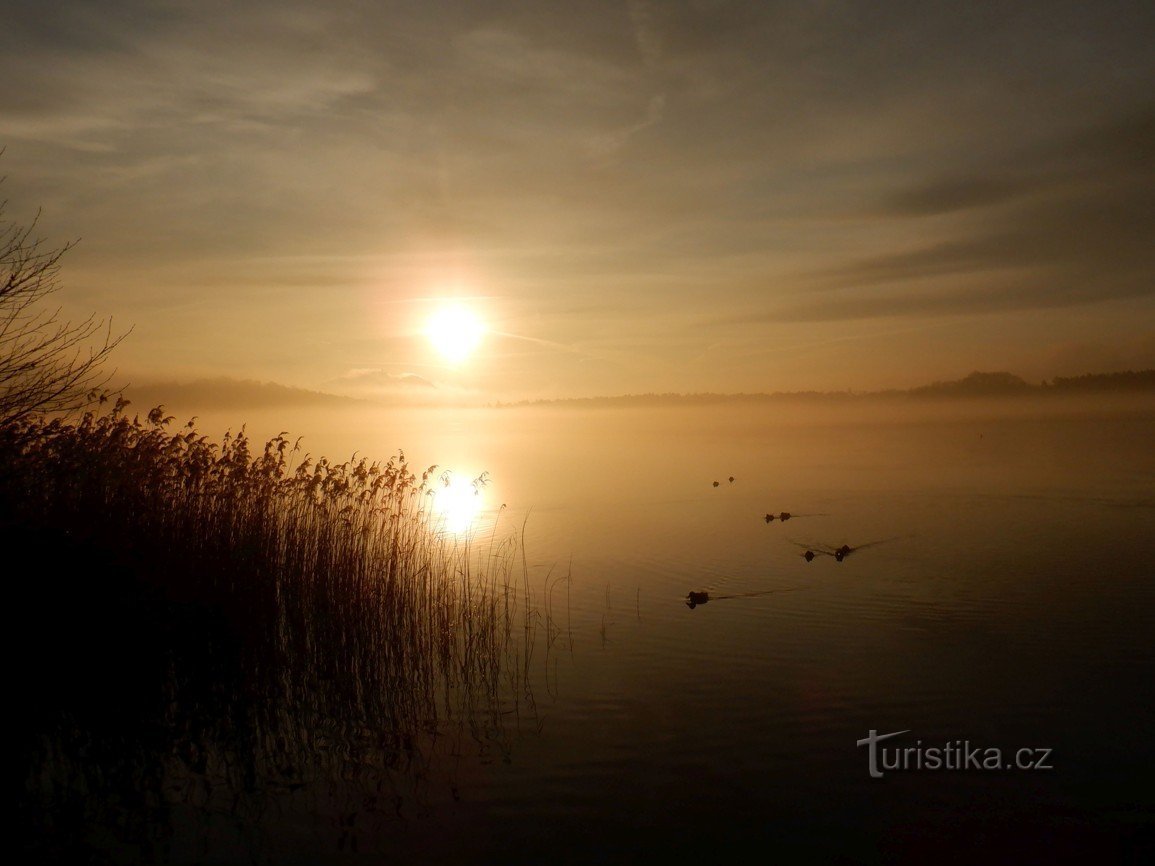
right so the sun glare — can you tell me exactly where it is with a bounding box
[433,474,484,535]
[426,303,484,364]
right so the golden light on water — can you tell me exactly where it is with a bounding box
[433,473,484,535]
[426,302,484,364]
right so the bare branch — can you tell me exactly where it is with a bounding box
[0,188,130,425]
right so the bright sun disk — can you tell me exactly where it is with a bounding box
[426,303,484,364]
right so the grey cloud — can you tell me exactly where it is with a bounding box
[588,93,666,158]
[884,109,1155,218]
[4,0,1154,382]
[643,0,765,58]
[772,273,1151,324]
[821,189,1154,289]
[885,176,1040,218]
[775,108,1155,320]
[627,0,662,67]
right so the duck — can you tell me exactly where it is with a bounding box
[685,591,710,608]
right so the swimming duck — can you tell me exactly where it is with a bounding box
[793,538,895,563]
[685,591,710,608]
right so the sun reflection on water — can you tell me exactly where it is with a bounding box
[432,473,486,535]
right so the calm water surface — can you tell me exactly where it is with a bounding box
[152,401,1155,861]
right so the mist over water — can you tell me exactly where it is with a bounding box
[183,395,1155,568]
[52,395,1155,861]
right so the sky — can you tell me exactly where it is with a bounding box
[1,0,1153,402]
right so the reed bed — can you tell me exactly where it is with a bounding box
[7,399,534,860]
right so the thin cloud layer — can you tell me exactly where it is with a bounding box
[781,109,1155,320]
[1,0,1152,394]
[333,370,437,390]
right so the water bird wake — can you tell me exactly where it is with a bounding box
[790,538,899,562]
[685,586,806,609]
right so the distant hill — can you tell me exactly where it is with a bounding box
[122,378,368,412]
[501,370,1155,408]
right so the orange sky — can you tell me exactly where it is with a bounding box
[1,1,1153,402]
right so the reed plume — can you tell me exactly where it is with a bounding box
[6,400,532,860]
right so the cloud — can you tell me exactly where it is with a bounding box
[627,0,662,67]
[324,368,496,406]
[0,3,380,147]
[587,93,666,158]
[3,1,1154,394]
[882,109,1155,217]
[769,108,1155,320]
[331,369,437,390]
[884,175,1039,217]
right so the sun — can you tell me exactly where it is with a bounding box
[426,303,484,364]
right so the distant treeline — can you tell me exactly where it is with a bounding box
[1041,370,1155,392]
[499,369,1155,408]
[908,369,1155,396]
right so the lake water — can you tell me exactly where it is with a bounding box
[33,397,1155,863]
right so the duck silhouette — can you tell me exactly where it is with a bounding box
[791,538,897,563]
[686,591,711,608]
[766,511,828,524]
[686,587,804,609]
